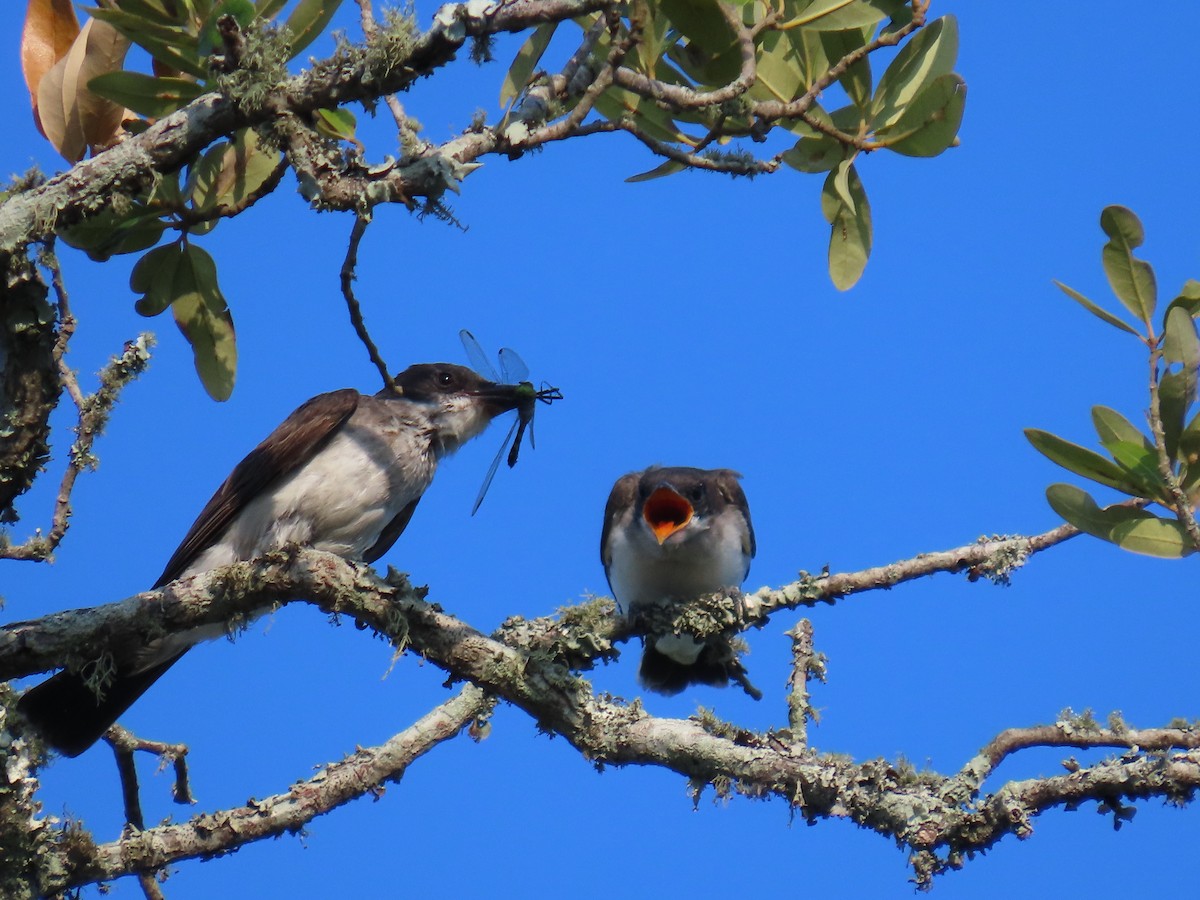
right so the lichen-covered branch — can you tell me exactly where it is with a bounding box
[783,618,823,746]
[0,0,943,253]
[0,0,619,254]
[4,523,1193,890]
[37,685,490,894]
[0,333,153,562]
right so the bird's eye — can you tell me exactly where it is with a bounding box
[690,485,704,502]
[438,372,455,387]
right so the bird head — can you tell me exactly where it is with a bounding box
[390,363,527,454]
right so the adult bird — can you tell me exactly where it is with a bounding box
[19,363,531,756]
[601,466,756,695]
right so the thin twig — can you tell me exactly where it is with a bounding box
[355,0,409,133]
[137,873,166,900]
[783,619,824,747]
[105,728,146,831]
[519,13,633,147]
[1146,340,1200,547]
[0,334,153,561]
[102,726,192,897]
[42,241,85,410]
[104,725,195,827]
[610,1,757,110]
[339,213,397,394]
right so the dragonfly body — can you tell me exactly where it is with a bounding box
[460,330,562,512]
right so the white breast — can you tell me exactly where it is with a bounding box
[184,408,436,576]
[606,512,750,615]
[138,400,439,671]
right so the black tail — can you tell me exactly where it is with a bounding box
[17,652,186,757]
[638,644,732,696]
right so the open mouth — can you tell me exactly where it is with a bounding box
[643,486,693,544]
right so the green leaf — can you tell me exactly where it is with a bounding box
[1025,428,1145,496]
[189,128,280,211]
[61,207,168,261]
[172,244,237,401]
[1164,303,1200,367]
[1053,280,1140,336]
[1105,439,1162,495]
[109,0,189,26]
[821,162,871,290]
[86,8,207,79]
[793,0,895,32]
[871,15,957,130]
[500,22,555,107]
[879,73,964,157]
[131,242,184,317]
[313,107,357,142]
[594,87,694,146]
[625,160,686,182]
[198,0,257,57]
[1100,205,1157,326]
[1091,405,1150,451]
[835,157,857,209]
[782,134,844,172]
[1179,411,1200,492]
[660,0,735,54]
[661,0,741,85]
[1160,369,1195,462]
[87,71,205,117]
[753,27,805,103]
[819,27,873,108]
[1167,279,1200,319]
[255,0,288,19]
[283,0,344,59]
[1046,483,1194,558]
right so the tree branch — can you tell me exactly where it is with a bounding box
[0,0,619,253]
[2,522,1193,891]
[0,335,153,562]
[41,685,490,893]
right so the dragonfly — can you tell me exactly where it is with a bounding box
[460,329,563,515]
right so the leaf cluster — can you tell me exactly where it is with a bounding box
[499,3,964,289]
[14,0,966,400]
[1026,205,1200,557]
[18,0,341,400]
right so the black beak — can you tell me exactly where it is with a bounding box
[472,380,536,419]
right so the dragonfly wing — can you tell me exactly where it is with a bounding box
[472,415,518,515]
[497,347,529,384]
[460,329,499,381]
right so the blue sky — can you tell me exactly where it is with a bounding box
[4,2,1200,897]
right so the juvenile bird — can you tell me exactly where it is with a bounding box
[601,466,755,695]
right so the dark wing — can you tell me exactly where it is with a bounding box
[154,389,362,587]
[714,469,756,560]
[600,472,641,571]
[364,497,421,563]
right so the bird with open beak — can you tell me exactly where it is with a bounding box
[601,466,756,695]
[18,363,533,757]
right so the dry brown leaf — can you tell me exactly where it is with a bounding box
[74,19,132,153]
[21,0,80,132]
[36,29,85,161]
[36,18,131,162]
[21,0,79,96]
